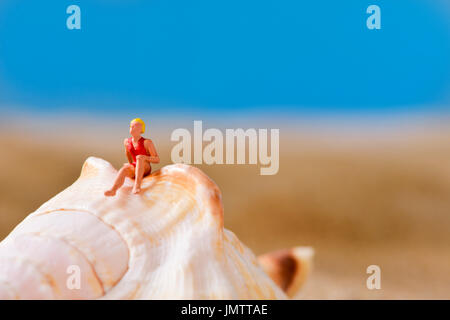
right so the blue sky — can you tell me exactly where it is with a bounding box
[0,0,448,118]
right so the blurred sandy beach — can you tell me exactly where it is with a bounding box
[1,116,450,299]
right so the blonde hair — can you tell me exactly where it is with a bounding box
[130,118,146,133]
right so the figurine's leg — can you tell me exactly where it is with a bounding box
[104,164,135,196]
[132,158,151,194]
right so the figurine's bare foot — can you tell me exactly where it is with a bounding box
[104,189,117,197]
[132,185,141,194]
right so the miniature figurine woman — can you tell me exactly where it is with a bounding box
[104,118,160,196]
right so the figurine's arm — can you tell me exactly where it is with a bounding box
[143,139,160,164]
[124,138,133,164]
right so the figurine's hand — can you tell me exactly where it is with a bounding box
[136,155,148,161]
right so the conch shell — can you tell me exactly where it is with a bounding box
[0,157,313,299]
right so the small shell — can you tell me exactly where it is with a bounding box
[0,157,313,299]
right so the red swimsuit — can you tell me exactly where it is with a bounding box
[126,137,150,168]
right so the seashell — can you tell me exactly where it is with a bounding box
[0,157,313,299]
